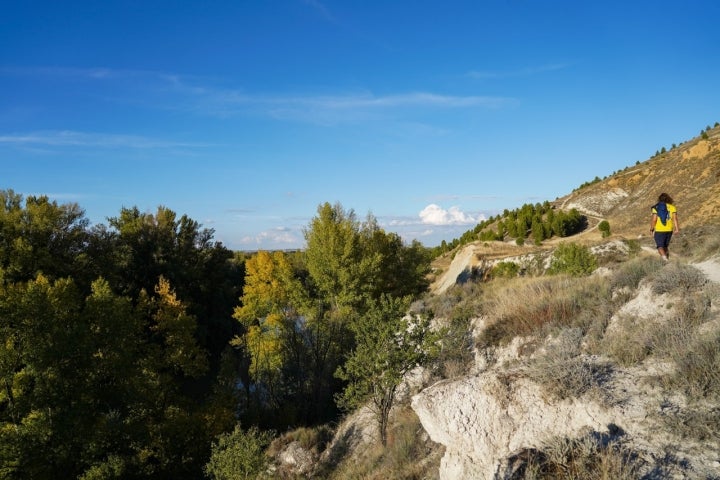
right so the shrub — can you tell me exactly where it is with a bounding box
[492,261,520,279]
[548,243,597,276]
[598,220,611,238]
[649,263,707,294]
[603,289,714,368]
[601,315,655,366]
[524,328,612,400]
[667,328,720,399]
[205,425,274,480]
[610,257,663,292]
[506,434,643,480]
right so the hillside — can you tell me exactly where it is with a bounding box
[430,125,720,293]
[559,125,720,236]
[266,126,720,480]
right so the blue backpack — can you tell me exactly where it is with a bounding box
[654,202,670,226]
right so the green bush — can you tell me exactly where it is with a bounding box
[598,220,611,238]
[548,243,597,276]
[492,261,520,279]
[205,425,274,480]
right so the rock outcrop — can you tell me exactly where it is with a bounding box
[412,274,720,479]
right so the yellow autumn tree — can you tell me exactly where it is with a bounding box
[152,276,209,378]
[232,251,306,405]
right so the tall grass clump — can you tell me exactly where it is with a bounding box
[524,328,612,400]
[609,256,664,292]
[649,262,707,294]
[478,275,608,348]
[505,434,643,480]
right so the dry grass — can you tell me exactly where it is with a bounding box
[507,434,644,480]
[609,256,664,292]
[524,328,612,400]
[477,275,611,348]
[267,425,335,458]
[648,262,708,295]
[327,407,441,480]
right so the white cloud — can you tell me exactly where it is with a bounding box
[419,204,478,226]
[240,227,301,247]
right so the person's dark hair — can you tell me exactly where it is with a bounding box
[658,192,674,204]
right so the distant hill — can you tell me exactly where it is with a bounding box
[429,124,720,291]
[557,124,720,238]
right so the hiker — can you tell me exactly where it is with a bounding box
[650,193,680,261]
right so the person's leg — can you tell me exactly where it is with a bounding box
[654,232,671,260]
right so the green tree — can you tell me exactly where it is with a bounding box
[598,220,611,238]
[303,202,366,310]
[0,190,89,286]
[107,205,242,378]
[531,217,545,245]
[360,216,430,300]
[335,295,440,446]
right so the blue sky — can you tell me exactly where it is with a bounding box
[2,1,719,250]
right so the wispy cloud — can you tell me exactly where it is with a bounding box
[303,0,337,23]
[2,65,515,126]
[0,130,211,149]
[203,90,515,125]
[467,63,569,80]
[214,91,512,110]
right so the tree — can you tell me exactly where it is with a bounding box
[304,202,366,310]
[598,220,611,238]
[335,295,440,446]
[0,190,89,285]
[360,216,430,300]
[232,251,307,420]
[107,205,241,376]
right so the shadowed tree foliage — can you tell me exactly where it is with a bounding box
[0,190,242,479]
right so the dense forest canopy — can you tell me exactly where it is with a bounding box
[0,191,432,479]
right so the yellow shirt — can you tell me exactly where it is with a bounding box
[652,203,676,232]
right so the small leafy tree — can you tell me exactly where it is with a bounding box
[598,220,611,238]
[205,425,274,480]
[335,295,440,446]
[547,243,597,276]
